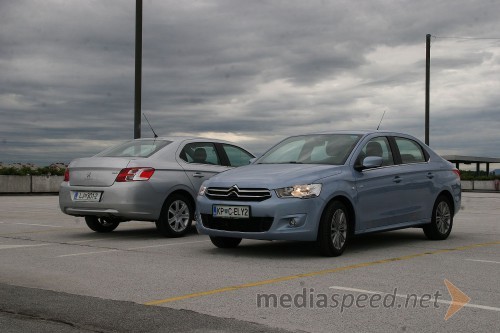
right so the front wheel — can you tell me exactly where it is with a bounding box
[156,194,193,237]
[210,236,242,248]
[85,216,120,233]
[423,196,453,240]
[317,201,351,257]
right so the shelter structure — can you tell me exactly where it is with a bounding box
[442,155,500,175]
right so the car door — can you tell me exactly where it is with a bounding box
[354,136,408,231]
[178,142,229,193]
[390,136,434,222]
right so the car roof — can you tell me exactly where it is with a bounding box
[131,136,237,145]
[299,130,417,137]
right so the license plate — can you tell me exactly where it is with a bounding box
[71,191,102,202]
[213,205,250,219]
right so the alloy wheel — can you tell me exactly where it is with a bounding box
[168,200,190,232]
[436,201,451,234]
[330,209,347,250]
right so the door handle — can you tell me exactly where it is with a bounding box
[193,172,205,178]
[427,172,434,179]
[393,176,402,183]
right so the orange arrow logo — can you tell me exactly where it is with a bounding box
[444,279,471,320]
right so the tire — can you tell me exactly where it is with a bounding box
[423,195,453,240]
[317,201,351,257]
[210,236,242,248]
[85,216,120,233]
[156,194,193,237]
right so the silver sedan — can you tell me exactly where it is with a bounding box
[59,137,254,237]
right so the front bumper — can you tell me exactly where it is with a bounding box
[196,194,326,241]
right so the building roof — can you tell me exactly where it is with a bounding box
[442,155,500,164]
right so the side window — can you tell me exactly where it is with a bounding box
[222,144,254,167]
[180,142,221,165]
[359,137,394,166]
[395,138,426,164]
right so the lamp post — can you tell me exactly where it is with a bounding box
[134,0,143,139]
[425,34,431,146]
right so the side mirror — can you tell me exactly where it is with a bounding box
[355,156,383,171]
[363,156,383,169]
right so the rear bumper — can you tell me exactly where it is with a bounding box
[451,182,462,216]
[58,181,164,221]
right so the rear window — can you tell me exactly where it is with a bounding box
[96,140,171,158]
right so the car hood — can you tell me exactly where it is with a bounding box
[206,163,343,189]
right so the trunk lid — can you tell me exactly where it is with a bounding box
[69,157,134,187]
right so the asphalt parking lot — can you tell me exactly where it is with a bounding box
[0,192,499,332]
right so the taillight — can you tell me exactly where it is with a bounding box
[452,168,460,178]
[115,168,155,182]
[64,169,70,182]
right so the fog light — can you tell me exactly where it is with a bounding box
[289,218,298,227]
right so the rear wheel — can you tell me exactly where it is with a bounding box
[210,236,242,248]
[423,196,453,240]
[85,216,120,233]
[156,194,193,237]
[317,201,351,257]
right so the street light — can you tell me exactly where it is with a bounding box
[134,0,142,139]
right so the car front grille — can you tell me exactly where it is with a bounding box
[201,214,273,232]
[205,186,272,202]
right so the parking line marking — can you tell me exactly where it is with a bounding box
[57,249,120,257]
[67,238,110,243]
[0,221,66,228]
[0,244,52,250]
[56,239,210,257]
[0,228,81,236]
[10,222,65,228]
[465,259,500,264]
[329,286,500,313]
[144,240,500,306]
[127,240,210,250]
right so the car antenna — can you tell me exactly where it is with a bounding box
[142,113,158,138]
[377,110,386,130]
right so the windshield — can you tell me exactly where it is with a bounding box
[257,134,361,165]
[95,140,171,158]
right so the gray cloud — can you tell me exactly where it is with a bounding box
[1,0,499,168]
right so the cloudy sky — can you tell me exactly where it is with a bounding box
[1,0,500,167]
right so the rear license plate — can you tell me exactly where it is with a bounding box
[213,205,250,219]
[71,191,102,202]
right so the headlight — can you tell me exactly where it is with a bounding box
[198,185,207,196]
[275,184,322,199]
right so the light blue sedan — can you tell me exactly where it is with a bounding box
[196,131,461,256]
